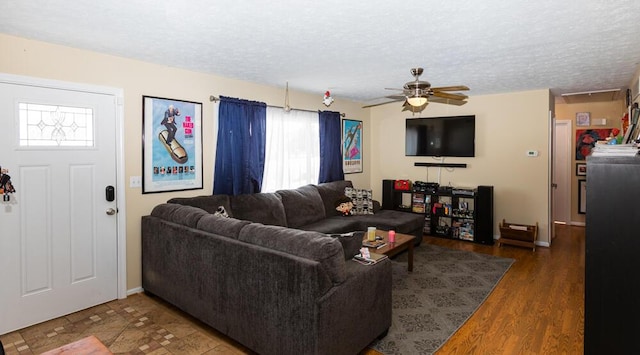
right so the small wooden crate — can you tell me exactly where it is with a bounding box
[498,219,538,251]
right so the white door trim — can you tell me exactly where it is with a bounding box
[0,72,127,299]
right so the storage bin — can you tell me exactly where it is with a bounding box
[498,219,538,251]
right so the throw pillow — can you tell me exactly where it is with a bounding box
[329,231,364,259]
[344,187,374,215]
[334,195,354,216]
[213,205,229,218]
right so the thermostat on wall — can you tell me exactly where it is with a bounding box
[526,150,539,157]
[593,118,607,126]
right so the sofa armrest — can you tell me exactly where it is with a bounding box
[317,260,392,354]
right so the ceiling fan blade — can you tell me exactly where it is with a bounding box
[432,91,468,101]
[428,96,468,106]
[384,87,404,91]
[362,98,404,108]
[431,85,470,92]
[385,94,406,100]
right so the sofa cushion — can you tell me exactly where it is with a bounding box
[276,185,326,228]
[150,203,209,228]
[350,210,424,235]
[167,195,233,217]
[238,224,346,284]
[196,214,250,239]
[344,187,374,215]
[315,180,354,217]
[230,193,288,226]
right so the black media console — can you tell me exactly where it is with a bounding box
[382,179,493,245]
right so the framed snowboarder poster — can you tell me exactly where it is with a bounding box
[142,96,203,193]
[342,119,363,174]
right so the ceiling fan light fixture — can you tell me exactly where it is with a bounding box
[407,95,428,107]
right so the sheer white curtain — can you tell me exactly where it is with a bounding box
[261,107,320,192]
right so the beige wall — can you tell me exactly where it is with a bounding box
[555,100,626,224]
[367,89,553,243]
[0,33,569,289]
[1,34,370,291]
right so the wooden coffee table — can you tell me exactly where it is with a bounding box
[363,230,415,272]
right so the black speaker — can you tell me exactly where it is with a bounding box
[474,185,494,244]
[382,180,395,210]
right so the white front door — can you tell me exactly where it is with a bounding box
[0,79,119,334]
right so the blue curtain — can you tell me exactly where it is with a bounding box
[318,110,344,183]
[213,96,267,195]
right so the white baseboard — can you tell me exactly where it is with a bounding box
[126,287,144,296]
[494,235,549,247]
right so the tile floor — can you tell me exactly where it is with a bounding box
[0,293,252,354]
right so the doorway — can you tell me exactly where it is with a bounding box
[553,120,571,226]
[0,74,126,334]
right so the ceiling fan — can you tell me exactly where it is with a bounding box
[364,68,469,111]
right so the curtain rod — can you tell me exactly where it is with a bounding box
[209,95,345,117]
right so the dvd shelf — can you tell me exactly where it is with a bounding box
[382,180,493,245]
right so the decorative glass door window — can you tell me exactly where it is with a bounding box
[19,103,94,147]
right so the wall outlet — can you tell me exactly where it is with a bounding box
[526,150,539,157]
[130,176,142,188]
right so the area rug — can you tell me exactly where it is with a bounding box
[369,244,514,355]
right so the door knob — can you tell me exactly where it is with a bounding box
[106,208,116,215]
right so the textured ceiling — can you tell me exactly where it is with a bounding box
[2,0,640,105]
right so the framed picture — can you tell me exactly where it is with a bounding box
[142,96,203,193]
[576,163,587,176]
[575,128,613,160]
[342,119,363,174]
[576,112,590,126]
[627,106,640,143]
[578,179,587,214]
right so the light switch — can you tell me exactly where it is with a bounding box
[130,176,142,188]
[526,150,539,157]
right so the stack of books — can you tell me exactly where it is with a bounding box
[591,143,639,157]
[353,252,388,265]
[362,239,387,249]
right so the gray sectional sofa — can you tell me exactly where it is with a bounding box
[168,180,424,244]
[141,180,424,355]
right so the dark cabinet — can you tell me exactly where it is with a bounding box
[585,156,640,354]
[382,180,493,244]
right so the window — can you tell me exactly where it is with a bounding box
[261,107,320,192]
[19,103,94,147]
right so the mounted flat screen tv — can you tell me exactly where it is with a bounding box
[405,115,475,157]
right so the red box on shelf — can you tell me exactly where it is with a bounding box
[394,180,411,191]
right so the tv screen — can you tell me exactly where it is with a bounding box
[405,115,475,157]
